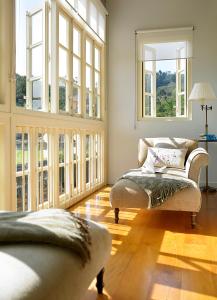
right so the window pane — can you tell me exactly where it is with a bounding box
[24,175,29,211]
[95,48,100,71]
[180,58,186,71]
[145,74,151,93]
[181,95,185,116]
[73,28,81,57]
[90,2,97,32]
[16,75,26,107]
[32,11,43,44]
[16,0,44,108]
[86,66,92,90]
[59,134,65,163]
[156,60,176,118]
[32,46,42,77]
[43,170,48,202]
[72,86,81,114]
[144,95,151,116]
[73,57,81,85]
[59,166,65,194]
[78,0,86,20]
[59,79,66,111]
[99,14,105,40]
[181,72,185,93]
[86,93,92,116]
[95,72,100,95]
[59,14,68,48]
[16,176,23,211]
[86,40,92,65]
[95,95,100,118]
[16,133,22,172]
[38,171,42,204]
[145,61,153,72]
[32,80,42,110]
[59,48,67,78]
[43,134,48,166]
[24,133,29,171]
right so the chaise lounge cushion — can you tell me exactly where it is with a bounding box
[0,219,111,300]
[110,177,201,212]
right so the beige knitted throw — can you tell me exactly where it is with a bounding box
[0,209,91,265]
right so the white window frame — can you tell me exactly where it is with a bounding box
[136,27,193,121]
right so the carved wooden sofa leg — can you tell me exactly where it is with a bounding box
[114,208,119,224]
[96,268,104,294]
[191,212,197,228]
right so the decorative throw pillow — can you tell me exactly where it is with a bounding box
[145,147,188,169]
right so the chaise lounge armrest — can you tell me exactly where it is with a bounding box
[185,148,209,184]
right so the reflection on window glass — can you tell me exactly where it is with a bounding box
[95,72,100,94]
[99,14,105,40]
[90,2,97,32]
[78,0,86,20]
[59,14,68,48]
[59,48,67,78]
[73,86,80,113]
[86,40,92,65]
[73,57,80,85]
[32,80,42,110]
[145,74,151,94]
[59,79,66,111]
[73,28,81,56]
[32,11,43,45]
[94,48,100,71]
[59,135,65,195]
[145,95,151,116]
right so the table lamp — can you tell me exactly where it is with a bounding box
[189,82,217,192]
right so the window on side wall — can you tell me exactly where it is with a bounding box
[136,28,193,120]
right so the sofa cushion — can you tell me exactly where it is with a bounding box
[145,147,188,169]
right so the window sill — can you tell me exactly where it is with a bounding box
[139,116,192,122]
[13,107,104,122]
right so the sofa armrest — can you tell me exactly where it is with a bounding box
[185,148,209,184]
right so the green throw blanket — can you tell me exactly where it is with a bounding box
[121,169,195,208]
[0,209,91,265]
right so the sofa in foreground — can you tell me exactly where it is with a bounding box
[0,217,112,300]
[110,138,209,227]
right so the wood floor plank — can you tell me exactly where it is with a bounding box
[70,187,217,300]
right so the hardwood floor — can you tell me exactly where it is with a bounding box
[70,186,217,300]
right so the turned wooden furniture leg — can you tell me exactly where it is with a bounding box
[114,208,119,224]
[96,268,104,294]
[191,212,197,228]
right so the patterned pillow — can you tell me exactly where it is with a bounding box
[145,147,188,169]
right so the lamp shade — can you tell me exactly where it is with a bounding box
[189,82,217,102]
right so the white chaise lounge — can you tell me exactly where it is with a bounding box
[0,219,111,300]
[110,138,209,227]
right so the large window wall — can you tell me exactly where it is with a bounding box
[15,0,106,119]
[0,0,107,211]
[15,127,104,211]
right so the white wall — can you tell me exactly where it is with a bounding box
[107,0,217,184]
